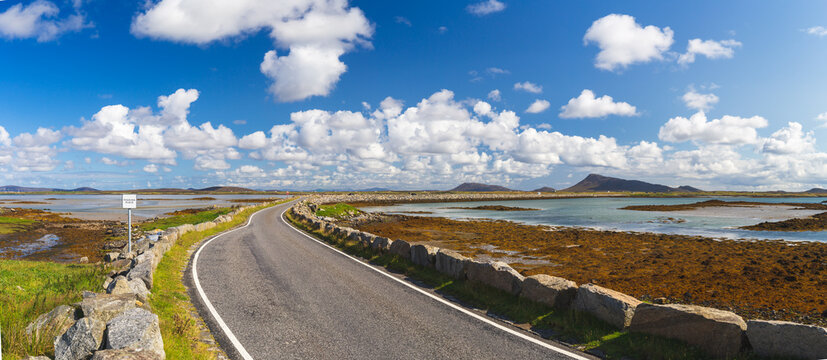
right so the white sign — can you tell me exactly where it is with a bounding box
[122,194,137,209]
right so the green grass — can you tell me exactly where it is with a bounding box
[286,210,760,360]
[140,208,232,231]
[0,216,36,234]
[315,203,361,219]
[149,199,292,360]
[0,259,106,359]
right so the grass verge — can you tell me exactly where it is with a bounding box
[140,208,232,232]
[315,203,361,219]
[0,259,106,359]
[149,200,292,359]
[286,210,780,360]
[0,216,36,235]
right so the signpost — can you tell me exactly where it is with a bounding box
[122,194,137,254]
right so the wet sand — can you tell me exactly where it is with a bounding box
[346,214,827,326]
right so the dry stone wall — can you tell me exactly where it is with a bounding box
[291,196,827,360]
[25,201,281,360]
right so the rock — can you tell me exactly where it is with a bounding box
[630,303,746,358]
[195,221,216,232]
[128,279,151,303]
[127,256,154,290]
[434,249,469,279]
[746,319,827,359]
[25,304,79,340]
[103,276,113,291]
[573,283,641,329]
[104,252,119,262]
[80,292,140,324]
[466,260,524,296]
[78,256,88,264]
[23,356,52,360]
[520,274,577,308]
[109,259,132,273]
[410,244,437,267]
[370,237,392,252]
[389,239,411,259]
[54,317,105,360]
[105,308,165,358]
[91,349,164,360]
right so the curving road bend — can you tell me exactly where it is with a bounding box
[187,201,591,360]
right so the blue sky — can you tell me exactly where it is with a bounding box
[1,0,826,191]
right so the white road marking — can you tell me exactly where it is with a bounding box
[192,207,267,360]
[279,208,590,360]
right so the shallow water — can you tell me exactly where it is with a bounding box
[0,234,60,258]
[0,194,285,220]
[361,197,827,242]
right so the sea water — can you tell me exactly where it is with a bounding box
[360,197,827,242]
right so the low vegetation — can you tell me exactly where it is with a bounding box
[149,200,290,359]
[0,259,106,359]
[314,203,361,219]
[285,211,731,360]
[0,216,36,234]
[140,207,231,231]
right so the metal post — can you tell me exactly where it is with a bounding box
[128,208,132,254]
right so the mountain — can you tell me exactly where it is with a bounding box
[561,174,678,193]
[532,187,556,193]
[676,185,704,193]
[195,186,256,192]
[450,183,512,192]
[804,188,827,194]
[0,185,100,192]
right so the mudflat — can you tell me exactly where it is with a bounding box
[348,214,827,326]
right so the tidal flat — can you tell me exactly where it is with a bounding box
[345,213,827,327]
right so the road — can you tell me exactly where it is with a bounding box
[188,201,591,360]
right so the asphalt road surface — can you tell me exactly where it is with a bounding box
[189,201,591,360]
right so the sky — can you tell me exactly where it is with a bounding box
[1,0,827,191]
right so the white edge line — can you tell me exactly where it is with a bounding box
[192,206,269,360]
[279,207,590,360]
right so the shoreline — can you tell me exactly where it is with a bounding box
[342,212,827,327]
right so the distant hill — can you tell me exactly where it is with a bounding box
[562,174,682,193]
[195,186,256,193]
[532,187,556,193]
[676,185,704,193]
[0,185,100,192]
[450,183,512,192]
[804,188,827,194]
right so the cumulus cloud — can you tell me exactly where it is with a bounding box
[584,14,673,71]
[67,88,239,169]
[677,39,741,65]
[658,111,768,145]
[487,89,501,101]
[804,26,827,37]
[559,90,638,119]
[467,0,506,16]
[682,90,719,111]
[525,99,550,114]
[761,122,816,155]
[131,0,373,102]
[0,127,63,171]
[0,0,88,41]
[143,164,158,173]
[513,81,542,94]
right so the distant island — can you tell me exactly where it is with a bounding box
[560,174,703,193]
[450,183,512,192]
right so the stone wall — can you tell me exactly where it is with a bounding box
[290,197,827,360]
[25,202,280,360]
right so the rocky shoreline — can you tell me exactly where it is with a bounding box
[295,194,827,359]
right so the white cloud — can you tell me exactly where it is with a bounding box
[0,0,88,42]
[678,39,741,65]
[467,0,506,16]
[559,89,638,119]
[485,67,509,76]
[682,90,719,111]
[0,125,12,147]
[658,111,768,145]
[487,89,501,101]
[67,88,239,169]
[761,122,815,155]
[513,81,542,94]
[131,1,373,102]
[239,131,268,150]
[804,26,827,37]
[143,164,158,173]
[394,16,411,27]
[101,157,127,166]
[525,99,550,114]
[584,14,673,71]
[817,112,827,127]
[0,127,63,172]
